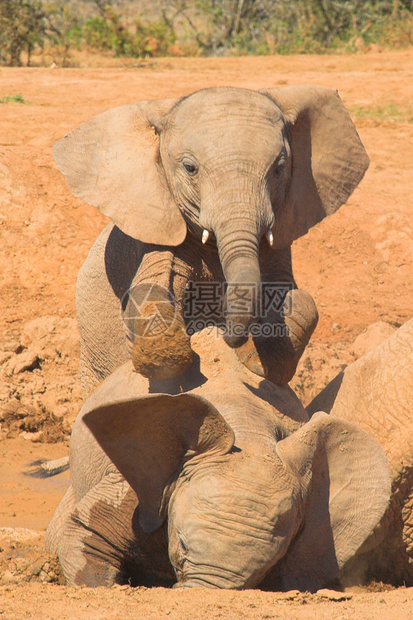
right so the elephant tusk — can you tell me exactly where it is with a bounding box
[202,230,209,244]
[265,230,274,247]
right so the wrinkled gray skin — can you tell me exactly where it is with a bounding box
[54,86,369,395]
[307,318,413,587]
[46,330,389,591]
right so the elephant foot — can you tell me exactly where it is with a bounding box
[131,301,194,380]
[235,336,266,378]
[236,289,318,386]
[236,334,302,386]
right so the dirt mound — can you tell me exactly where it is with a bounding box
[0,316,82,442]
[0,400,70,443]
[0,528,64,586]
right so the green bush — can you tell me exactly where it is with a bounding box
[134,17,177,56]
[0,94,30,104]
[0,0,412,65]
[184,0,413,56]
[84,16,117,51]
[0,0,47,66]
[83,7,176,57]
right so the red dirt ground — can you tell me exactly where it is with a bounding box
[0,50,412,618]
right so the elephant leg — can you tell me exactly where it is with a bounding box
[236,246,318,385]
[124,248,195,380]
[45,484,76,555]
[57,474,173,587]
[58,474,137,586]
[236,288,318,385]
[76,224,145,398]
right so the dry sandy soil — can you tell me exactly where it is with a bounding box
[0,50,412,618]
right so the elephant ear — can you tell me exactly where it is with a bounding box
[81,366,234,533]
[275,411,390,592]
[53,98,187,245]
[261,86,369,248]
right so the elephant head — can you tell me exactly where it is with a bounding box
[54,86,368,346]
[78,355,389,591]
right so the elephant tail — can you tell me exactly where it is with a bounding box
[24,456,69,478]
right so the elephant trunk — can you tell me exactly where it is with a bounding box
[213,213,262,348]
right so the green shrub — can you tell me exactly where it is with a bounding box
[0,0,47,66]
[0,94,30,104]
[179,0,413,56]
[0,0,413,65]
[83,7,176,57]
[84,16,117,51]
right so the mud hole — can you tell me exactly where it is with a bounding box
[0,51,412,617]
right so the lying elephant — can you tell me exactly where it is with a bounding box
[46,329,389,591]
[54,85,369,394]
[308,318,413,586]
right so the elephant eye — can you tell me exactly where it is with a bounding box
[274,158,286,177]
[183,160,198,176]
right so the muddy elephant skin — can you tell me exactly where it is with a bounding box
[308,318,413,587]
[54,86,369,392]
[46,330,389,591]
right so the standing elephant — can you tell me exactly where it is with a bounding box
[54,86,369,396]
[46,329,389,591]
[307,318,413,586]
